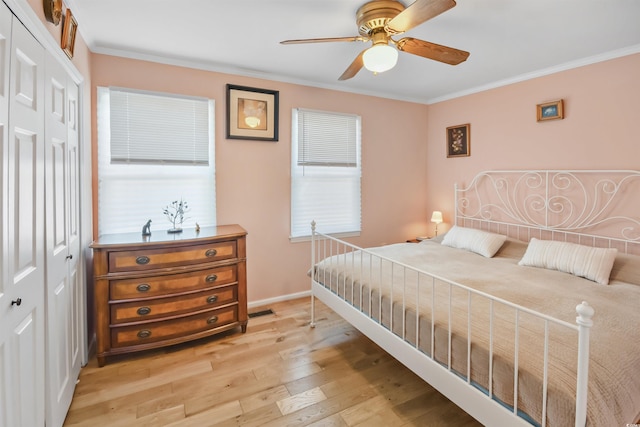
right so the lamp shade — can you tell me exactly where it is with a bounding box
[431,211,443,224]
[363,44,398,73]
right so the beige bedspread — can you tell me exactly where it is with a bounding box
[313,238,640,427]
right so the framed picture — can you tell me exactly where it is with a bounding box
[43,0,63,25]
[61,8,78,59]
[226,84,279,141]
[446,124,470,158]
[537,99,564,122]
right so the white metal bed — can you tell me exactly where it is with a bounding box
[309,170,640,427]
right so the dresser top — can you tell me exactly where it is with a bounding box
[91,224,247,249]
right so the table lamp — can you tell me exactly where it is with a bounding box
[431,211,443,236]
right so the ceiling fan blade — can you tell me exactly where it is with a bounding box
[338,50,366,81]
[386,0,456,35]
[396,37,469,65]
[280,36,367,45]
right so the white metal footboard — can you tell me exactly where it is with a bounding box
[310,222,593,427]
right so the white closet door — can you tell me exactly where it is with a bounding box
[44,52,80,427]
[67,75,83,397]
[0,7,12,426]
[0,6,46,427]
[0,0,11,303]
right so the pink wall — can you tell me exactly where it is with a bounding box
[90,55,430,303]
[425,53,640,233]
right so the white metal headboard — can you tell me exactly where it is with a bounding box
[455,170,640,255]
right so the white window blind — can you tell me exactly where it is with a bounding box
[291,108,361,239]
[97,87,216,235]
[109,88,209,165]
[297,110,357,167]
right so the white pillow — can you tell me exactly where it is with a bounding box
[518,238,618,285]
[440,226,507,258]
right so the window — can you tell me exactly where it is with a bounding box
[291,108,361,239]
[97,87,216,235]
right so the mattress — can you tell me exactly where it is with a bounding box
[312,238,640,426]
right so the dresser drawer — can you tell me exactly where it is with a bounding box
[110,265,237,300]
[111,305,238,348]
[108,240,237,273]
[111,285,238,324]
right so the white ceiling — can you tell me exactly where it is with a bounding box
[67,0,640,104]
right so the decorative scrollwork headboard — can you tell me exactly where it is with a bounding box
[455,170,640,255]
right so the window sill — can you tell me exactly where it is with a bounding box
[290,231,361,243]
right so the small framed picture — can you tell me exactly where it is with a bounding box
[226,84,279,141]
[44,0,63,25]
[61,8,78,59]
[446,124,470,158]
[537,99,564,122]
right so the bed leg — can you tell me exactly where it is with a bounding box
[310,220,316,328]
[310,292,316,328]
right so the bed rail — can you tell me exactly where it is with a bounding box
[310,221,593,427]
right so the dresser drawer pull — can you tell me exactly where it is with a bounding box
[207,316,219,325]
[136,283,151,293]
[136,256,150,265]
[137,330,152,339]
[206,295,218,304]
[205,274,218,283]
[205,249,217,257]
[137,306,151,316]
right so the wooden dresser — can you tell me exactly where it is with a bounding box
[91,224,247,366]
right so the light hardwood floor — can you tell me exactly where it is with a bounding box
[64,298,481,426]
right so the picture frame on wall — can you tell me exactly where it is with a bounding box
[446,124,470,158]
[226,84,279,141]
[537,99,564,122]
[61,8,78,59]
[43,0,63,25]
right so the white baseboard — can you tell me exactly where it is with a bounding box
[248,290,311,310]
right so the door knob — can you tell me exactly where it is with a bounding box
[66,254,73,260]
[11,298,22,306]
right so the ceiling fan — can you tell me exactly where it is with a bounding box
[280,0,470,80]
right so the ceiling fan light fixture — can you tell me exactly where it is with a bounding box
[363,44,398,73]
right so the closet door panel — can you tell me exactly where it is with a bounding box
[12,312,40,427]
[68,83,79,255]
[0,0,10,307]
[49,75,67,252]
[70,259,81,365]
[8,20,44,322]
[5,12,45,427]
[14,131,39,269]
[45,52,79,427]
[0,341,6,427]
[0,7,11,427]
[67,81,82,371]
